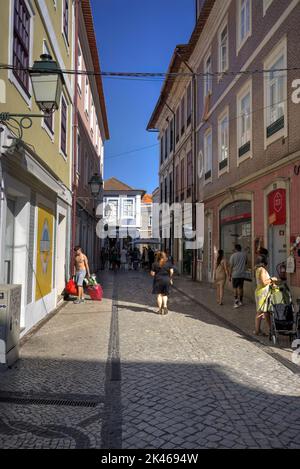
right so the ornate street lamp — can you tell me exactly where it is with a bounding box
[88,173,103,197]
[29,54,65,113]
[0,54,65,139]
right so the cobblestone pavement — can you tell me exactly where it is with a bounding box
[0,275,114,449]
[117,271,300,449]
[0,271,300,449]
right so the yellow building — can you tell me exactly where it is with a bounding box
[0,0,75,335]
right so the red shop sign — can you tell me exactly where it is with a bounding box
[268,189,286,225]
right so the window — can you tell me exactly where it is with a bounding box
[219,24,228,74]
[264,39,287,143]
[187,84,192,127]
[91,101,94,134]
[84,77,89,114]
[218,109,229,171]
[78,43,82,92]
[63,0,69,44]
[164,129,168,160]
[237,83,251,159]
[122,199,134,218]
[160,135,164,165]
[204,129,212,181]
[44,111,53,134]
[181,159,185,200]
[169,118,174,153]
[187,151,192,197]
[175,107,180,143]
[148,216,152,227]
[42,41,54,133]
[175,165,179,202]
[13,0,31,94]
[77,133,81,173]
[237,0,251,50]
[204,54,212,98]
[60,96,67,155]
[106,199,119,223]
[181,97,185,135]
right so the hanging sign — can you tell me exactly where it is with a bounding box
[268,189,286,225]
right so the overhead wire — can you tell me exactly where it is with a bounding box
[0,63,299,78]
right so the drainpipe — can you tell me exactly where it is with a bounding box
[175,50,197,281]
[70,0,79,276]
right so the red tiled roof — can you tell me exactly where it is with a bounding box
[81,0,110,140]
[104,177,133,191]
[142,194,153,204]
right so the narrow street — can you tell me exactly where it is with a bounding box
[0,271,300,449]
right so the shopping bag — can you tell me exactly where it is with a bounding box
[86,284,103,301]
[65,278,78,295]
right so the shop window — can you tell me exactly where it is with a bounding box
[220,200,252,268]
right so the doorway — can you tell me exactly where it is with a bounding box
[56,212,66,297]
[268,224,287,277]
[4,198,16,284]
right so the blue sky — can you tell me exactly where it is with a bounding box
[91,0,195,193]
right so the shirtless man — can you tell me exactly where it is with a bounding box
[73,246,90,304]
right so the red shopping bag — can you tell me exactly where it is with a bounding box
[65,278,78,296]
[86,284,103,301]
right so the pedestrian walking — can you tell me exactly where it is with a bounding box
[120,247,128,271]
[213,249,229,305]
[229,244,248,308]
[254,252,278,336]
[73,246,90,304]
[148,247,155,271]
[151,251,174,315]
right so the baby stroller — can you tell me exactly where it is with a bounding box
[268,282,300,345]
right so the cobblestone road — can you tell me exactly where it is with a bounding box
[0,271,300,449]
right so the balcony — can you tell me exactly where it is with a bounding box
[204,170,211,181]
[266,115,284,139]
[219,159,228,171]
[238,141,251,158]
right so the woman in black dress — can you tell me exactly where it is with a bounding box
[151,251,174,315]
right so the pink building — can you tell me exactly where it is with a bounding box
[73,0,109,272]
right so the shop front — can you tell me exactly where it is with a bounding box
[220,200,252,269]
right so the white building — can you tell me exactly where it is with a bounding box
[103,178,145,249]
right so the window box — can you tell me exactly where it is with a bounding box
[266,115,284,139]
[219,159,228,171]
[205,170,211,181]
[238,141,251,157]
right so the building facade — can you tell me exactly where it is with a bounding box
[103,178,145,250]
[192,0,300,299]
[74,0,109,273]
[0,0,75,335]
[140,194,153,241]
[148,0,300,299]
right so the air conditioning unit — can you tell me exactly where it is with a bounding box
[0,285,22,366]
